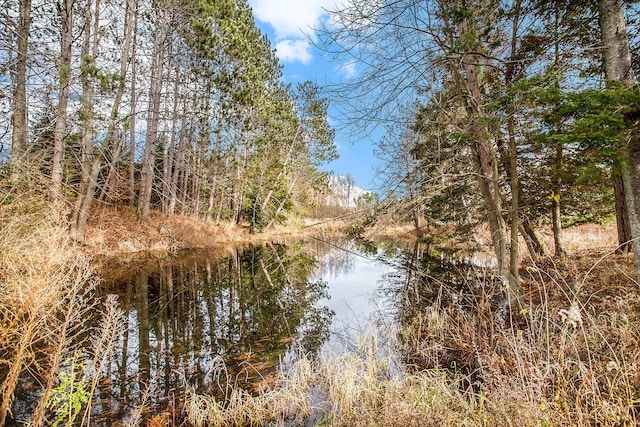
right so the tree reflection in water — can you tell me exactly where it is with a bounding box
[95,242,332,422]
[380,241,503,376]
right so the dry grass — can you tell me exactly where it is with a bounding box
[0,173,94,425]
[312,330,482,427]
[184,324,539,426]
[398,240,640,426]
[465,222,620,262]
[185,356,314,426]
[82,204,322,256]
[2,165,634,426]
[0,169,126,426]
[546,223,619,254]
[187,289,640,426]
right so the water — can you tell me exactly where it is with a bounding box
[97,239,400,424]
[92,241,334,423]
[8,238,486,425]
[308,239,399,351]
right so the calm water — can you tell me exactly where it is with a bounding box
[9,238,483,425]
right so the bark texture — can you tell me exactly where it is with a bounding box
[599,0,640,275]
[11,0,32,163]
[51,0,74,201]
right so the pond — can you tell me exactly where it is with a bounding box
[8,238,486,425]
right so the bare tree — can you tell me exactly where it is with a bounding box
[138,5,167,221]
[51,0,74,201]
[10,0,31,163]
[98,0,135,203]
[128,2,138,206]
[319,0,522,300]
[70,0,101,240]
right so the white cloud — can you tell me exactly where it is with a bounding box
[275,39,313,64]
[335,60,357,79]
[249,0,338,40]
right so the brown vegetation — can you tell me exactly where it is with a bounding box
[2,168,638,426]
[398,246,640,426]
[79,204,357,257]
[0,174,124,426]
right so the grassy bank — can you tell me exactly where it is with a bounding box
[80,204,354,257]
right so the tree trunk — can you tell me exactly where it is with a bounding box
[169,119,186,216]
[99,133,124,203]
[520,216,548,262]
[10,0,31,163]
[179,146,192,213]
[496,126,547,262]
[623,135,640,275]
[128,3,138,206]
[234,140,249,224]
[98,0,134,202]
[452,8,521,303]
[505,0,522,286]
[260,126,301,215]
[266,174,298,230]
[162,66,180,214]
[613,169,632,252]
[460,59,513,287]
[507,113,521,282]
[51,0,74,202]
[207,125,222,220]
[551,143,566,258]
[548,0,567,258]
[598,0,640,275]
[551,193,565,257]
[192,148,201,215]
[599,0,634,86]
[138,8,167,221]
[70,157,100,240]
[216,157,231,223]
[70,0,100,241]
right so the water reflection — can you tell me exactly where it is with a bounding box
[9,238,469,425]
[93,242,332,422]
[376,241,500,375]
[308,237,400,351]
[382,242,484,307]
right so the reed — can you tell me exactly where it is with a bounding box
[185,355,313,426]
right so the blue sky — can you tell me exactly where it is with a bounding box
[247,0,382,190]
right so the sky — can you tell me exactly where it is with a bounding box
[247,0,382,190]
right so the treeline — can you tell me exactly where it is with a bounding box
[2,0,336,239]
[319,0,640,299]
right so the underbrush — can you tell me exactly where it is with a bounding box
[185,250,640,426]
[0,171,124,426]
[83,204,316,256]
[399,257,640,426]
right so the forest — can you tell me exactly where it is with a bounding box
[2,0,337,239]
[2,0,640,425]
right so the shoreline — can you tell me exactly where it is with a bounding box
[79,204,423,260]
[79,205,341,258]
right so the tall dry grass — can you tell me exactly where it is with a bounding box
[184,326,490,426]
[0,168,124,426]
[185,355,314,426]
